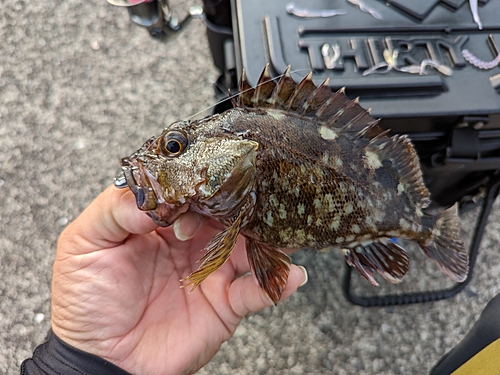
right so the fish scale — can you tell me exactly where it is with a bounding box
[118,65,469,304]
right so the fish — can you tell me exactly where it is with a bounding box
[117,65,469,304]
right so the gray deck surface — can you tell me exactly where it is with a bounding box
[2,1,500,374]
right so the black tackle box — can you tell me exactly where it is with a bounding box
[219,0,500,209]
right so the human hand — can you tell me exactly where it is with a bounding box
[51,185,307,375]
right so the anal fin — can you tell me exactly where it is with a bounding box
[342,240,409,286]
[246,239,291,305]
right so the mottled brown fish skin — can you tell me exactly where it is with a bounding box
[224,109,420,248]
[119,66,468,304]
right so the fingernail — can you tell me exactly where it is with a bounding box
[173,212,201,241]
[298,265,308,287]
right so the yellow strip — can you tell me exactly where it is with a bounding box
[453,338,500,375]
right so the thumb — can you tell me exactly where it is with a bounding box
[58,185,158,255]
[228,264,308,317]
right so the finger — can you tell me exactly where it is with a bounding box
[60,185,159,250]
[173,211,208,241]
[228,264,308,317]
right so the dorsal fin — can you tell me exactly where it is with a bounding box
[236,66,384,139]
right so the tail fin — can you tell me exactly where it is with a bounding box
[421,204,469,282]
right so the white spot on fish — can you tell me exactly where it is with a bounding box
[345,234,356,242]
[352,224,361,234]
[267,109,286,120]
[325,194,335,212]
[297,203,305,216]
[360,233,372,242]
[336,236,345,244]
[280,228,293,242]
[397,183,405,195]
[399,218,411,230]
[363,150,383,170]
[319,126,338,140]
[344,202,354,214]
[316,218,323,226]
[365,216,376,228]
[307,215,314,225]
[330,214,341,231]
[322,153,329,164]
[339,182,347,193]
[264,211,274,227]
[334,157,343,168]
[269,194,279,207]
[374,210,386,222]
[295,229,306,242]
[278,204,287,219]
[314,198,322,210]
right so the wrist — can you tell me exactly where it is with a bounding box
[21,330,131,375]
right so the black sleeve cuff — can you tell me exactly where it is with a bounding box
[21,330,131,375]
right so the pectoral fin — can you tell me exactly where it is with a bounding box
[342,239,409,286]
[182,212,244,292]
[246,239,291,305]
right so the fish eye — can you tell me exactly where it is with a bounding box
[161,130,188,157]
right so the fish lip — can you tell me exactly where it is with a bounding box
[120,157,159,211]
[119,156,192,227]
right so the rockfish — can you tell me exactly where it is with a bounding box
[117,66,468,304]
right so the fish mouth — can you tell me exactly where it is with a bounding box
[117,157,160,211]
[116,157,189,227]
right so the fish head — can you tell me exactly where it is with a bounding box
[118,118,259,226]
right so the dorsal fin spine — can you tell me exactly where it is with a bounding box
[300,78,331,115]
[253,64,275,106]
[270,65,294,108]
[238,69,254,107]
